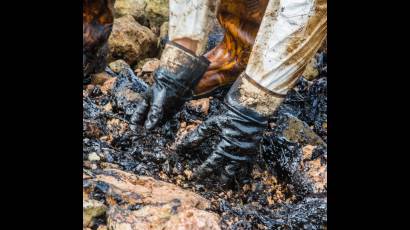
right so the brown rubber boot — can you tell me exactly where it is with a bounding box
[193,0,269,97]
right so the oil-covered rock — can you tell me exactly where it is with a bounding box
[83,47,327,229]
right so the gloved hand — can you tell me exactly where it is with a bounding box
[132,41,210,130]
[178,73,284,186]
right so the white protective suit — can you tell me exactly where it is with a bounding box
[169,0,327,96]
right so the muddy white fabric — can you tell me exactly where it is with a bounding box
[245,0,327,95]
[168,0,326,94]
[169,0,220,56]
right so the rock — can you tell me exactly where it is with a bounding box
[83,199,108,227]
[103,102,113,112]
[141,58,160,73]
[97,225,108,230]
[101,77,117,95]
[84,85,95,97]
[84,173,92,180]
[183,169,193,180]
[92,169,210,210]
[110,67,149,117]
[300,145,327,193]
[107,200,220,230]
[302,49,327,81]
[173,120,202,147]
[91,164,98,170]
[134,58,160,85]
[178,97,211,125]
[107,201,177,230]
[84,169,220,230]
[186,98,210,116]
[88,152,101,162]
[163,208,220,230]
[145,0,169,29]
[83,160,93,170]
[136,58,157,69]
[83,98,106,138]
[106,118,129,140]
[277,77,327,141]
[114,0,146,22]
[159,21,169,49]
[265,114,327,197]
[109,60,130,74]
[113,0,168,29]
[100,162,121,169]
[108,15,158,66]
[91,72,114,86]
[84,120,105,138]
[134,68,142,76]
[279,115,326,147]
[302,55,319,80]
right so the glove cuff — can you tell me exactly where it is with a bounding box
[224,95,268,127]
[224,72,286,125]
[154,41,210,97]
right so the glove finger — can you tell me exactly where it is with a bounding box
[178,115,220,150]
[192,151,225,180]
[221,160,254,187]
[130,88,152,124]
[219,160,242,186]
[144,90,166,130]
[130,97,149,125]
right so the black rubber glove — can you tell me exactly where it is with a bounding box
[132,41,210,130]
[178,76,271,186]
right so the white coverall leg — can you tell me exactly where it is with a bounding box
[168,0,220,55]
[245,0,327,96]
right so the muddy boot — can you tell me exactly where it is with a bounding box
[193,0,269,97]
[83,0,116,79]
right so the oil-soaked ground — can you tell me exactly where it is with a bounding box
[83,51,327,229]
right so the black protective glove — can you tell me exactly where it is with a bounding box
[177,75,272,186]
[132,41,210,130]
